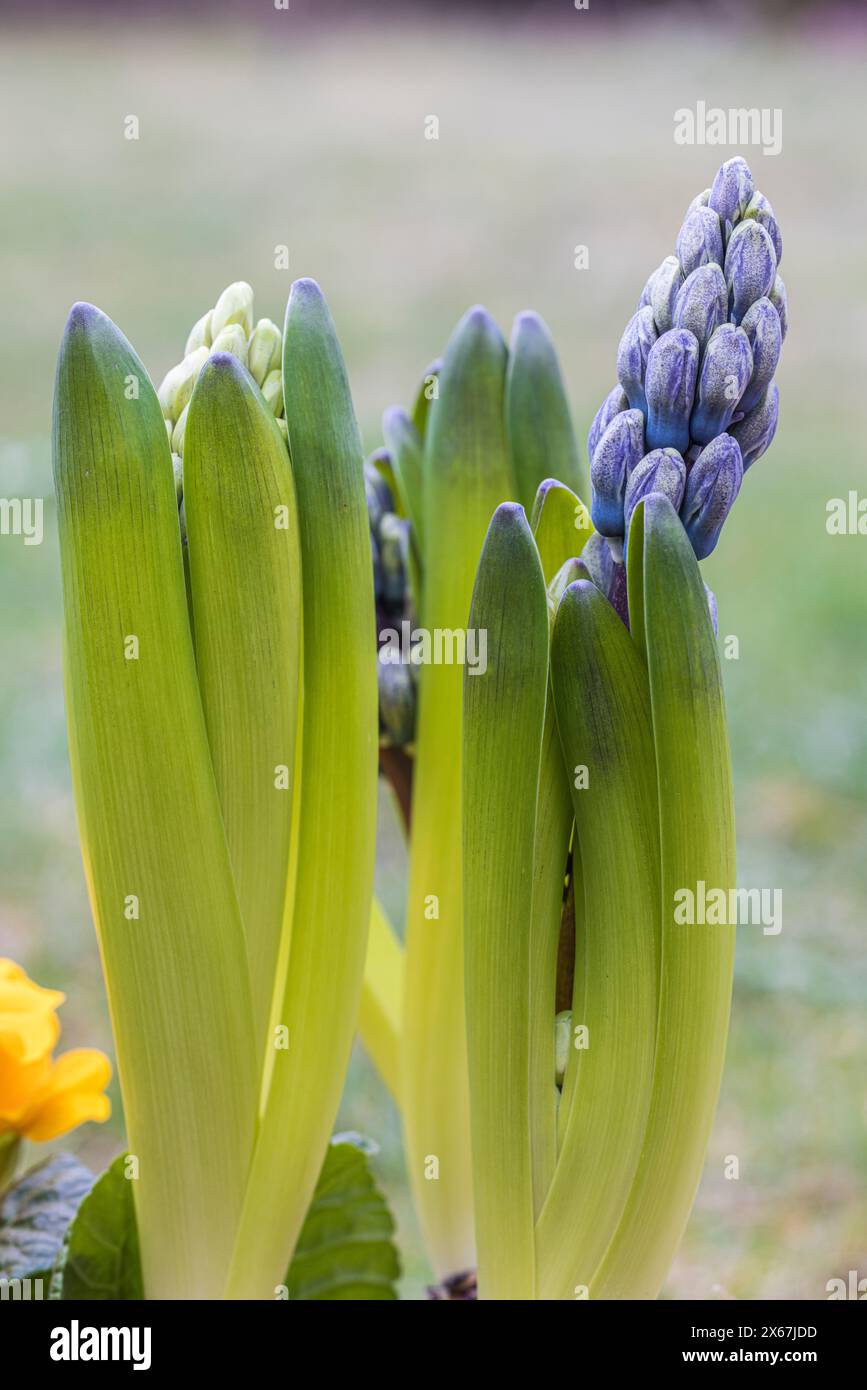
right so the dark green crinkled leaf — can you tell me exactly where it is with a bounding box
[285,1137,401,1300]
[0,1152,93,1282]
[53,1153,143,1300]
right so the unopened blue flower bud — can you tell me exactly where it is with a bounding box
[743,190,782,265]
[680,433,743,559]
[624,448,687,539]
[649,255,684,333]
[725,219,777,325]
[769,274,788,341]
[590,408,645,536]
[378,512,409,605]
[587,383,628,460]
[673,264,728,352]
[377,660,416,747]
[676,206,724,278]
[686,188,711,216]
[616,306,657,413]
[644,328,700,454]
[364,458,393,533]
[689,324,753,445]
[739,297,782,414]
[729,384,779,469]
[708,156,755,236]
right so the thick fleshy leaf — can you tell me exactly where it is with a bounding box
[53,303,258,1299]
[463,503,549,1298]
[227,280,378,1298]
[591,494,736,1300]
[184,354,302,1052]
[537,580,659,1299]
[358,899,403,1105]
[402,306,515,1278]
[506,312,583,511]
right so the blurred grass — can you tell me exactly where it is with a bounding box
[1,13,866,1299]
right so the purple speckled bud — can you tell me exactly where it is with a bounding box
[680,433,744,560]
[673,264,728,352]
[739,297,782,414]
[686,187,711,217]
[769,273,788,341]
[647,255,684,333]
[689,324,753,445]
[624,448,687,540]
[725,219,777,325]
[590,407,646,537]
[743,190,782,266]
[587,383,628,460]
[729,384,779,469]
[708,156,755,237]
[616,306,658,413]
[644,327,700,454]
[676,206,724,278]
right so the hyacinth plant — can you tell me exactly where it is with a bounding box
[362,155,786,1297]
[6,155,785,1301]
[44,278,402,1300]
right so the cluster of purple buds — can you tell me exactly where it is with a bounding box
[589,156,786,564]
[365,452,419,748]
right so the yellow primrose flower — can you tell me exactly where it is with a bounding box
[0,958,111,1142]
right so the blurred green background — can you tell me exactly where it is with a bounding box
[1,5,865,1299]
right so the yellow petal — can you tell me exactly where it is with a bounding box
[0,1050,52,1123]
[0,959,65,1064]
[19,1049,112,1143]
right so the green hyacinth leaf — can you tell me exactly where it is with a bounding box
[590,494,736,1300]
[227,280,378,1298]
[53,304,258,1300]
[402,306,516,1278]
[506,312,584,513]
[184,353,302,1057]
[537,578,660,1300]
[463,503,549,1299]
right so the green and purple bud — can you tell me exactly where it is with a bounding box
[743,190,782,265]
[617,306,658,413]
[690,324,753,445]
[640,255,683,333]
[590,408,646,536]
[644,328,700,454]
[649,255,684,333]
[729,384,779,469]
[769,274,788,340]
[680,433,743,560]
[673,264,728,352]
[739,297,782,414]
[725,219,777,325]
[708,156,755,236]
[675,206,724,277]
